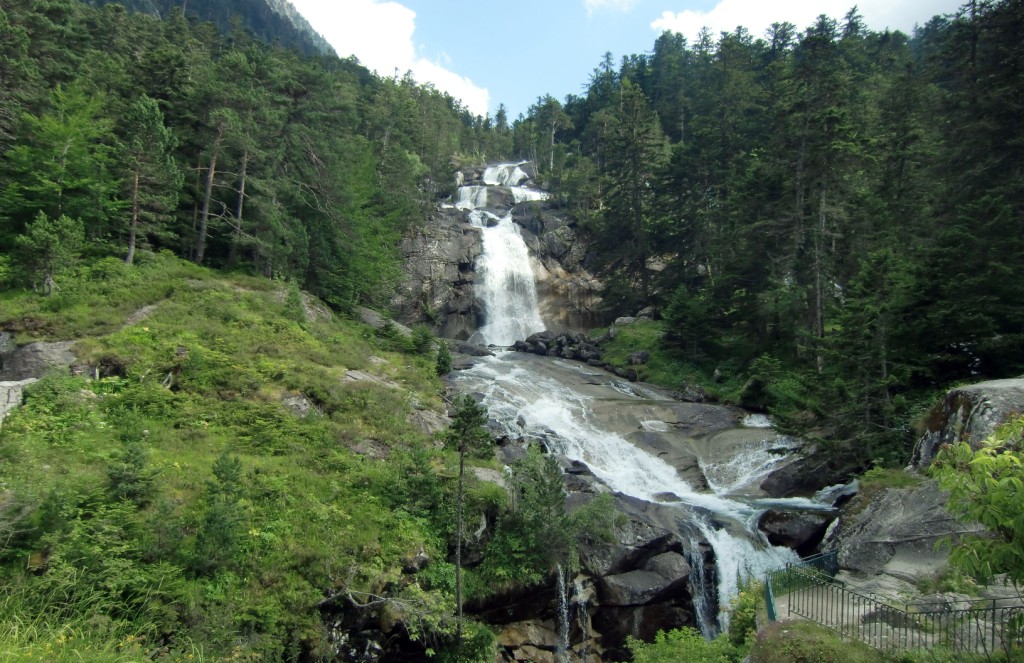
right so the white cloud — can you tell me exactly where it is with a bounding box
[288,0,490,116]
[651,0,963,41]
[585,0,641,15]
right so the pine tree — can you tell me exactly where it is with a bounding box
[442,395,491,646]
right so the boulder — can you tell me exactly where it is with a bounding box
[911,378,1024,468]
[757,510,835,556]
[673,383,708,403]
[760,454,839,498]
[496,620,559,649]
[356,307,412,338]
[578,514,677,578]
[453,341,494,357]
[825,479,978,582]
[1,378,37,425]
[627,351,650,366]
[281,392,315,417]
[599,569,678,606]
[614,317,636,326]
[0,341,77,381]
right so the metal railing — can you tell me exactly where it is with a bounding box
[765,552,1024,658]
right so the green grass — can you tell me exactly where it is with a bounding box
[0,252,466,660]
[594,320,743,399]
[750,621,882,663]
[859,467,923,491]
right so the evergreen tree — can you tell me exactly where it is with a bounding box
[14,211,84,294]
[0,83,121,246]
[442,395,491,645]
[120,95,182,263]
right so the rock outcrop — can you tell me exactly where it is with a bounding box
[390,207,482,339]
[0,338,80,427]
[482,493,706,663]
[825,479,979,584]
[511,200,604,333]
[0,340,77,381]
[0,378,37,426]
[394,164,604,339]
[911,378,1024,468]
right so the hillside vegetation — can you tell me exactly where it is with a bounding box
[0,252,466,659]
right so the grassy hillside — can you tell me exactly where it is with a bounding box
[0,251,471,660]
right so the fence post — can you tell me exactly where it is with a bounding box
[991,598,996,654]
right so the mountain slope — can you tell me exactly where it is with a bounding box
[86,0,335,56]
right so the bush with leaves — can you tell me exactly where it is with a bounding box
[930,415,1024,587]
[15,212,84,294]
[627,626,741,663]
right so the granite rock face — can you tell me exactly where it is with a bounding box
[395,164,605,340]
[391,207,483,340]
[825,479,977,582]
[911,378,1024,468]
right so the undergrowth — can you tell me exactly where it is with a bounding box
[0,252,475,660]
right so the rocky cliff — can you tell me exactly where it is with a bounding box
[393,164,603,340]
[910,377,1024,468]
[823,377,1024,602]
[390,206,483,339]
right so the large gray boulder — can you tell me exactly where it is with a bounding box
[757,510,834,556]
[1,378,37,426]
[825,479,977,582]
[911,378,1024,468]
[0,341,77,381]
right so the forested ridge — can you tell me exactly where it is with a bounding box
[0,0,504,312]
[509,0,1024,467]
[0,1,553,660]
[0,0,1022,660]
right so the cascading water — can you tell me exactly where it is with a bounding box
[453,163,547,345]
[456,354,822,634]
[556,564,570,663]
[451,162,829,642]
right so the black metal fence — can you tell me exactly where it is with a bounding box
[765,552,1024,658]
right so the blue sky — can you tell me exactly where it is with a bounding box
[289,0,966,119]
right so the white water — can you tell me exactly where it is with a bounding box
[459,353,808,633]
[457,164,546,345]
[452,162,819,637]
[699,435,801,495]
[483,162,529,187]
[556,565,570,662]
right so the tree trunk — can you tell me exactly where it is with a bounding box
[455,452,465,645]
[228,150,248,266]
[195,123,225,265]
[126,171,140,265]
[814,185,827,373]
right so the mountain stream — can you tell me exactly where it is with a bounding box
[449,163,833,636]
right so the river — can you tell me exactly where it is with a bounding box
[448,162,830,636]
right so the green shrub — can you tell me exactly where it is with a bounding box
[749,621,880,663]
[728,580,763,646]
[436,341,453,376]
[627,626,742,663]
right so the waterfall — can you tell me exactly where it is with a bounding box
[686,535,716,635]
[556,564,570,663]
[455,163,546,345]
[451,162,826,642]
[454,353,828,636]
[572,576,590,660]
